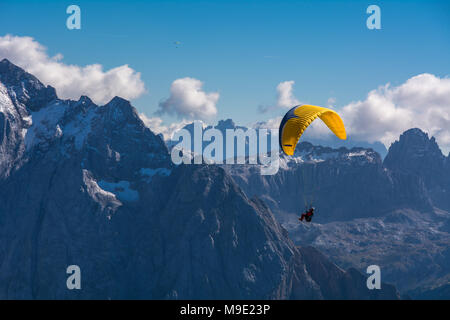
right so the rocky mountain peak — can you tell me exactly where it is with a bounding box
[0,58,57,111]
[101,96,140,125]
[77,95,93,105]
[385,128,443,165]
[0,58,30,80]
[384,128,445,176]
[385,128,450,210]
[216,118,236,129]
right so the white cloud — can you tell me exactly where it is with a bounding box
[339,73,450,153]
[276,80,300,108]
[261,74,450,154]
[258,81,301,114]
[157,77,219,120]
[139,113,192,140]
[0,34,146,104]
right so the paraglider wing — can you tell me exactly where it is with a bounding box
[279,105,346,155]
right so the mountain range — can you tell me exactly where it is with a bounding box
[222,126,450,296]
[0,58,402,299]
[161,85,450,298]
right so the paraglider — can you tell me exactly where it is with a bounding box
[299,207,315,222]
[278,105,346,222]
[279,104,346,156]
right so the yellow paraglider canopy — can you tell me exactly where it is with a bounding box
[279,105,346,155]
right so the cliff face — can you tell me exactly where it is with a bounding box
[299,246,399,300]
[223,127,450,295]
[224,141,432,223]
[384,128,450,211]
[0,59,400,299]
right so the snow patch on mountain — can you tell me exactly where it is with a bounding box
[97,180,139,202]
[24,101,67,150]
[0,82,16,114]
[82,169,122,211]
[278,143,379,170]
[63,107,97,150]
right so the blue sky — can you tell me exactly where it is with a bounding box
[0,0,449,138]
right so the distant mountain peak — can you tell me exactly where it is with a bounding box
[385,128,443,164]
[0,58,20,68]
[402,127,428,137]
[77,95,93,105]
[101,96,140,123]
[216,118,236,128]
[384,128,448,195]
[296,141,315,151]
[290,141,381,165]
[398,128,441,148]
[0,58,41,86]
[106,96,130,106]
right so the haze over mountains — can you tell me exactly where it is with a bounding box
[0,59,402,299]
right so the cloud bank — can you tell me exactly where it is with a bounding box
[0,34,146,104]
[259,74,450,153]
[340,73,450,153]
[157,77,219,120]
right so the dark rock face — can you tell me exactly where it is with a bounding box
[408,283,450,300]
[225,142,432,223]
[299,246,400,300]
[0,59,57,112]
[384,128,450,211]
[384,128,444,175]
[142,165,321,300]
[0,62,173,298]
[0,60,400,299]
[290,209,450,293]
[224,129,450,296]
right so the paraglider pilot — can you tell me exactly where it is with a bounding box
[299,207,314,222]
[277,105,346,225]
